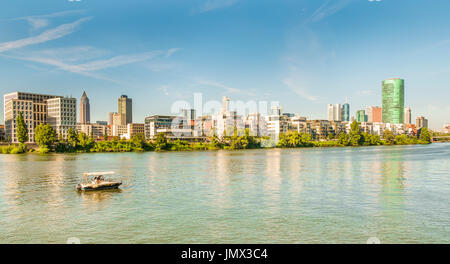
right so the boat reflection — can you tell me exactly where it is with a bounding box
[77,188,123,203]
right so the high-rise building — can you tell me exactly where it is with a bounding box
[3,92,61,143]
[416,116,428,129]
[372,106,382,123]
[47,97,77,139]
[107,112,116,125]
[342,100,350,122]
[356,110,367,123]
[118,95,132,125]
[404,107,412,124]
[79,91,90,124]
[382,78,405,124]
[327,104,342,121]
[366,107,373,123]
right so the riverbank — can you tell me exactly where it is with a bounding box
[0,131,432,154]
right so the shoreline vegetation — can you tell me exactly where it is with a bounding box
[0,121,436,155]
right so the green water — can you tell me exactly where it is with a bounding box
[0,143,449,243]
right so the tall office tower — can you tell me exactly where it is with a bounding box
[356,110,367,123]
[334,104,342,121]
[404,107,412,124]
[382,78,404,124]
[222,96,230,112]
[328,104,342,121]
[3,92,61,143]
[327,104,334,121]
[416,116,428,129]
[118,95,132,125]
[47,97,77,140]
[366,106,373,122]
[79,91,90,124]
[342,98,350,122]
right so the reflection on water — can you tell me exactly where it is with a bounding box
[0,144,449,243]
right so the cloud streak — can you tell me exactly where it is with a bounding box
[306,0,352,24]
[0,17,92,53]
[282,78,318,101]
[194,78,255,96]
[193,0,238,14]
[9,10,87,30]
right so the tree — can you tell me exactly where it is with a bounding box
[16,111,28,144]
[67,128,78,148]
[419,127,432,143]
[382,129,395,145]
[131,133,146,150]
[349,120,362,146]
[337,132,349,146]
[155,133,168,151]
[35,124,57,151]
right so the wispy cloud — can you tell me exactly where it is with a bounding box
[306,0,352,24]
[193,0,238,14]
[2,48,174,84]
[282,78,318,101]
[9,10,86,30]
[0,17,92,53]
[194,78,255,96]
[166,48,182,58]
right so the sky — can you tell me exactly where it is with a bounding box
[0,0,449,130]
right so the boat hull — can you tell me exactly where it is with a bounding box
[76,182,122,191]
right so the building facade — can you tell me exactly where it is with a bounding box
[3,92,61,143]
[77,123,109,139]
[382,78,405,124]
[404,107,412,124]
[47,97,77,140]
[356,110,367,123]
[327,104,342,121]
[416,116,428,129]
[0,125,5,141]
[342,103,350,122]
[79,91,90,124]
[118,95,132,125]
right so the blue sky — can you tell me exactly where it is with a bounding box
[0,0,449,129]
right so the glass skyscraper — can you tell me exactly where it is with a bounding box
[342,103,350,122]
[382,78,404,124]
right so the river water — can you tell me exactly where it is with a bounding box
[0,143,449,243]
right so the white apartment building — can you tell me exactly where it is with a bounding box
[47,97,77,140]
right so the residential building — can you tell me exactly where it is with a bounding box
[245,113,267,137]
[47,97,77,140]
[96,121,107,126]
[79,91,90,124]
[144,115,191,139]
[212,96,244,137]
[382,78,405,124]
[416,116,428,129]
[112,124,128,137]
[3,92,61,143]
[118,95,132,125]
[112,112,123,126]
[194,115,212,137]
[0,125,5,141]
[265,106,290,140]
[120,123,145,140]
[404,107,412,124]
[77,123,109,139]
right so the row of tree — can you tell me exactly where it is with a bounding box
[8,114,432,154]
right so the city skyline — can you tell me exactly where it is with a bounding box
[0,1,449,129]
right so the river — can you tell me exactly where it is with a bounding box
[0,143,449,243]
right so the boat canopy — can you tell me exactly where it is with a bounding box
[83,171,115,176]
